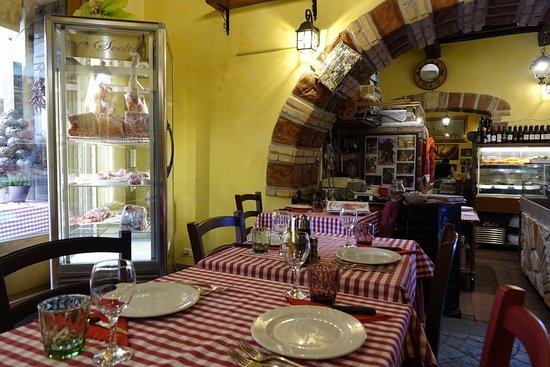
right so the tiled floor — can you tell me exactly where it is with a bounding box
[438,247,550,366]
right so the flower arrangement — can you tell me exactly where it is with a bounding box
[73,0,137,20]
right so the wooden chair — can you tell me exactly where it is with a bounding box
[0,231,131,333]
[187,210,246,264]
[425,223,459,358]
[378,198,402,238]
[234,191,263,236]
[479,284,550,367]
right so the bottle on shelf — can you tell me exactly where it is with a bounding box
[491,128,497,143]
[534,125,541,141]
[476,125,484,144]
[527,126,533,142]
[517,126,523,142]
[506,126,513,143]
[512,126,518,142]
[496,126,502,143]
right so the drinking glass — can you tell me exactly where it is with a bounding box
[282,231,311,299]
[90,259,136,366]
[272,210,290,256]
[339,206,358,248]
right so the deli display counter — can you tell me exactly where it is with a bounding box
[473,144,549,248]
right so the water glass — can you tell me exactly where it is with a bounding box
[308,263,340,305]
[339,206,358,248]
[272,210,290,256]
[354,221,375,245]
[38,294,91,360]
[251,227,271,253]
[282,231,311,299]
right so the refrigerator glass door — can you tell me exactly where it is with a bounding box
[46,16,171,282]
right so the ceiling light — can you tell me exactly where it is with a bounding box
[530,47,550,84]
[442,114,450,127]
[296,0,319,52]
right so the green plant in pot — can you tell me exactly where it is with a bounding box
[1,173,32,202]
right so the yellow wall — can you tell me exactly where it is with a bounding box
[136,1,550,265]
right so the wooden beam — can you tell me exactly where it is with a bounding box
[424,41,441,59]
[205,0,277,12]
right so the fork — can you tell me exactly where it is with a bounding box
[332,259,394,273]
[238,340,306,367]
[228,347,279,367]
[174,280,234,295]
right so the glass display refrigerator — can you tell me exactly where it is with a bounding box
[45,16,174,283]
[473,144,549,248]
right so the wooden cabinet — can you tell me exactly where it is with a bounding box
[403,201,462,318]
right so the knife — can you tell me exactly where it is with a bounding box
[330,304,376,315]
[375,246,403,252]
[89,316,128,335]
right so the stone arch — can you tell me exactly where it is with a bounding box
[265,0,545,198]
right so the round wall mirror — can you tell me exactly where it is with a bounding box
[414,58,447,90]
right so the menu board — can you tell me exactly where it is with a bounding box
[363,134,416,189]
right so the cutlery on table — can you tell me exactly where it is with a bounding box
[173,279,234,295]
[228,347,279,367]
[331,259,394,272]
[238,340,306,367]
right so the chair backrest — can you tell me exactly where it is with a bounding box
[479,284,550,367]
[187,210,246,264]
[234,191,263,236]
[425,223,459,357]
[378,198,402,238]
[0,231,131,333]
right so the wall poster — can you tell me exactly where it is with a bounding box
[364,134,416,189]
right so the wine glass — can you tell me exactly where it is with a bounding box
[90,259,136,366]
[282,231,311,299]
[339,206,358,248]
[272,210,290,255]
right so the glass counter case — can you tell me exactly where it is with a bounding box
[476,145,549,196]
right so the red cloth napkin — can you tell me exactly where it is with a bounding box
[87,311,129,346]
[285,297,392,323]
[396,250,418,256]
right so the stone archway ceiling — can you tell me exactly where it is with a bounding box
[402,91,511,121]
[265,0,549,198]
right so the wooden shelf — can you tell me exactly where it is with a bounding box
[206,0,276,11]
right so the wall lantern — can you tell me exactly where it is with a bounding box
[530,47,550,84]
[442,114,450,127]
[296,0,319,52]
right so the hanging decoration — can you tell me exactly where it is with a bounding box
[73,0,136,20]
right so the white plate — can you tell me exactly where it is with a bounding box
[336,247,401,265]
[121,282,199,318]
[251,306,366,360]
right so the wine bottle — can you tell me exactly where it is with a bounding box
[496,126,502,143]
[534,125,541,141]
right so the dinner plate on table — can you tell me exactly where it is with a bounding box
[336,247,401,265]
[251,306,366,359]
[121,282,199,318]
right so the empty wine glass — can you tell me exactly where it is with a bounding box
[272,210,290,256]
[282,231,311,299]
[339,206,358,248]
[90,259,136,366]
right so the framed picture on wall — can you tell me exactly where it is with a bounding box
[425,116,466,142]
[435,143,460,160]
[461,148,473,157]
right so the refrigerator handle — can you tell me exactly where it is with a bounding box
[167,121,174,177]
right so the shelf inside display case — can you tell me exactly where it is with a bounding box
[68,136,149,145]
[476,145,550,197]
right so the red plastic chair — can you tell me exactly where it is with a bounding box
[479,284,550,367]
[378,198,402,238]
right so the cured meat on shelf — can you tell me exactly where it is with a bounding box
[70,207,116,225]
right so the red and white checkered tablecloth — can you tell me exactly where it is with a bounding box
[0,268,437,367]
[255,210,383,236]
[196,234,434,318]
[0,201,49,240]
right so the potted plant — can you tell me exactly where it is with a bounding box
[1,173,32,202]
